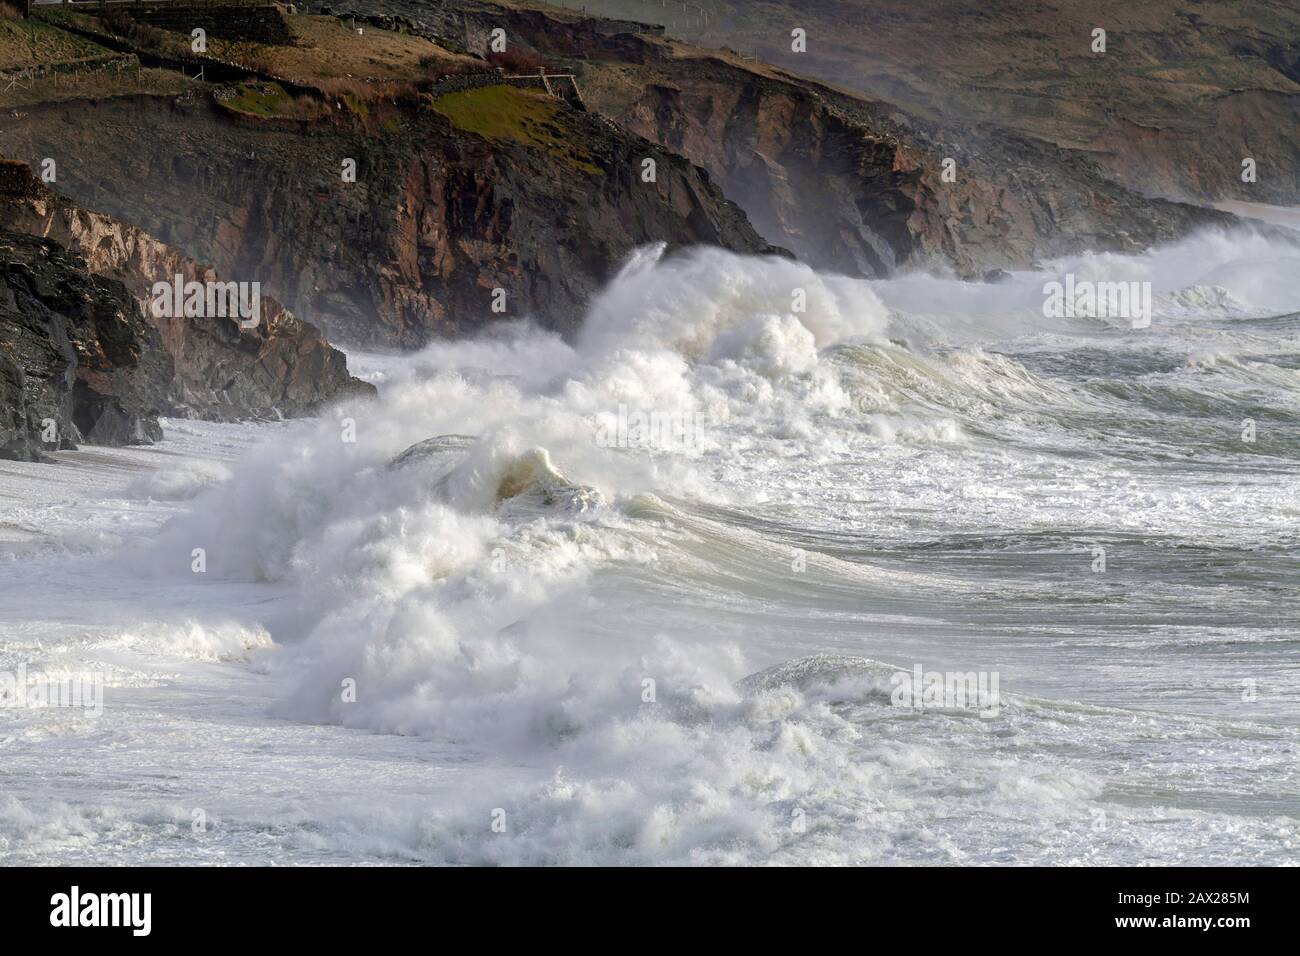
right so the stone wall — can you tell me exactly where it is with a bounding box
[130,4,293,44]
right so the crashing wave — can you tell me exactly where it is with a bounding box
[737,653,898,694]
[492,447,606,514]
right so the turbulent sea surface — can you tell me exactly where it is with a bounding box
[1,229,1298,865]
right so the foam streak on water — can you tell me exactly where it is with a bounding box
[1,229,1298,865]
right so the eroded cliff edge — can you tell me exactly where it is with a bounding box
[531,0,1300,209]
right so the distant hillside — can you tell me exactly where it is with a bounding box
[514,0,1300,206]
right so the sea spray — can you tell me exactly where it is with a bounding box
[106,228,1300,863]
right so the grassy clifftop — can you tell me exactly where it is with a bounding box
[0,6,776,347]
[431,85,600,174]
[0,16,110,70]
[207,13,479,85]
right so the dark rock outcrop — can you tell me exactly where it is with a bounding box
[0,229,170,461]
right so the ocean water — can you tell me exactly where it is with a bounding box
[1,229,1297,865]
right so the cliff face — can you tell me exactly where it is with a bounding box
[0,229,170,461]
[592,62,1237,278]
[1,174,375,421]
[0,78,778,348]
[2,0,1262,380]
[0,158,374,456]
[352,0,1240,278]
[0,6,776,457]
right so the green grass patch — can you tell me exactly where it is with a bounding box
[341,90,368,119]
[222,82,291,118]
[216,82,329,122]
[430,85,600,175]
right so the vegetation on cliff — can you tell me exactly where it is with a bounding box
[0,7,777,348]
[0,15,108,70]
[375,0,1249,278]
[430,85,600,174]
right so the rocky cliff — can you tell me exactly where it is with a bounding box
[1,163,375,420]
[1,0,1268,372]
[578,55,1237,278]
[0,228,170,461]
[0,10,781,347]
[519,0,1300,208]
[0,157,374,457]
